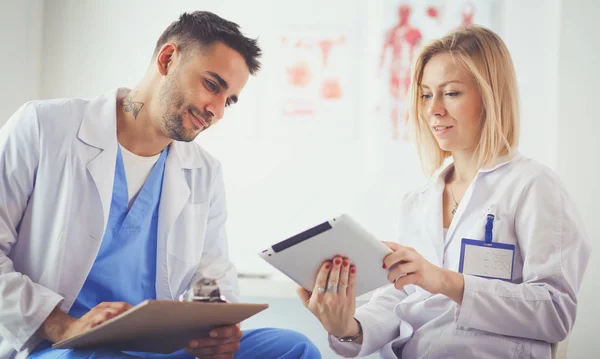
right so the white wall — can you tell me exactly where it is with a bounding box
[0,0,44,127]
[498,0,561,171]
[557,0,600,357]
[498,2,600,356]
[41,0,227,97]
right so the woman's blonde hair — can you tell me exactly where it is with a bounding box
[408,25,520,176]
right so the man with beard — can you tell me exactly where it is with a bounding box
[0,11,321,359]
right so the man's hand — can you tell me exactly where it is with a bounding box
[40,302,132,343]
[184,324,242,359]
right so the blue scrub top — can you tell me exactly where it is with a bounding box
[69,145,168,317]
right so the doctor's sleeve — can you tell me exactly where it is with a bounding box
[189,161,240,303]
[455,167,592,343]
[0,103,64,350]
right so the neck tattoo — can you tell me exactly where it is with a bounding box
[119,91,144,120]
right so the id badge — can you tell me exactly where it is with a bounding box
[458,238,515,281]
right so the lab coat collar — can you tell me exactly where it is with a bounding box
[479,151,521,173]
[77,89,119,236]
[426,151,520,191]
[169,140,206,170]
[77,88,119,151]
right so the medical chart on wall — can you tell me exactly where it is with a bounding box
[262,29,358,142]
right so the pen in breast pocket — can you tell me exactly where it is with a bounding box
[485,214,495,244]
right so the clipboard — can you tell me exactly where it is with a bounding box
[52,300,268,354]
[259,214,393,297]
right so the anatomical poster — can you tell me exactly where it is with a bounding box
[268,29,359,141]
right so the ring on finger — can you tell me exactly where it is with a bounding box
[327,284,338,292]
[314,285,326,293]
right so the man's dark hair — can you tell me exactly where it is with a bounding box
[154,11,262,74]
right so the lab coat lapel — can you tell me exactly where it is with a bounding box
[77,90,118,239]
[403,183,444,298]
[156,142,191,299]
[422,183,445,267]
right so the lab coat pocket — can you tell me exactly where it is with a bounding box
[168,202,209,264]
[427,326,529,359]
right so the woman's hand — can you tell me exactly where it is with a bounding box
[383,241,465,304]
[296,257,361,339]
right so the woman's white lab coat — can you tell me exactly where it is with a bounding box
[330,155,591,359]
[0,89,239,359]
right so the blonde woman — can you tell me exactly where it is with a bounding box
[298,26,591,358]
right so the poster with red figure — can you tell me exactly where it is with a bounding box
[378,0,495,143]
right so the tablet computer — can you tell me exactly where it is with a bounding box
[259,214,393,297]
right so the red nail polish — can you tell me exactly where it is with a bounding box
[334,258,342,265]
[382,263,387,269]
[325,263,331,269]
[343,260,349,267]
[350,267,356,274]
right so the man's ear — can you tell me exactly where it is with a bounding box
[156,43,178,76]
